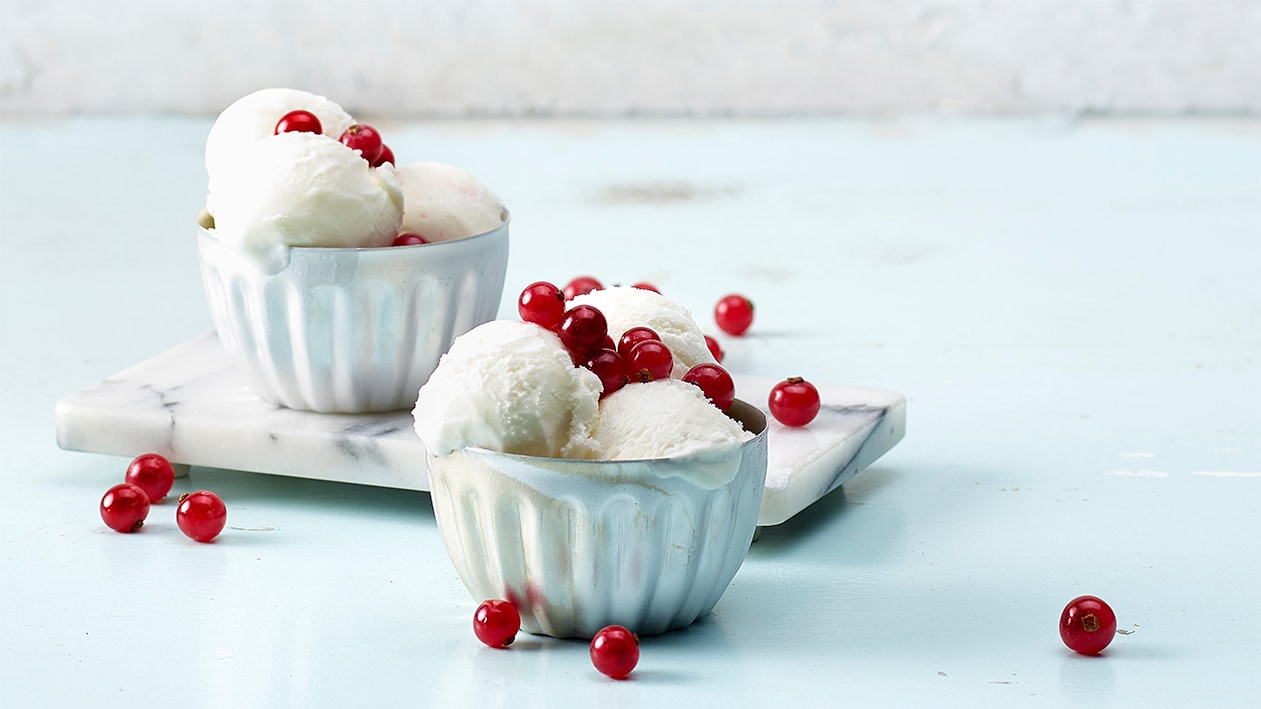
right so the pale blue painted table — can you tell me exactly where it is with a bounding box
[2,116,1258,707]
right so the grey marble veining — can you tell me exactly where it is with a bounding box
[55,334,905,525]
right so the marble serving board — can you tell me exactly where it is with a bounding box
[55,334,905,526]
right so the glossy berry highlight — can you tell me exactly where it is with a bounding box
[584,348,629,397]
[124,453,175,503]
[558,305,609,354]
[176,490,227,542]
[339,123,384,164]
[274,110,322,135]
[714,294,754,336]
[473,599,521,648]
[627,340,673,383]
[768,377,821,427]
[683,363,736,412]
[1060,595,1117,655]
[100,483,150,533]
[518,281,566,330]
[617,326,660,359]
[704,334,724,363]
[590,625,639,679]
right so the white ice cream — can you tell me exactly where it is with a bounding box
[209,131,404,274]
[570,286,717,378]
[592,379,754,460]
[396,162,508,242]
[205,88,355,215]
[413,320,603,459]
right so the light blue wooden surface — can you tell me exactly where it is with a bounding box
[1,116,1258,707]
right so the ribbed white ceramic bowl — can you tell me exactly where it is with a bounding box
[427,400,768,639]
[197,214,509,413]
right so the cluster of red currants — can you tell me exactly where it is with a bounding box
[98,453,226,543]
[275,110,427,247]
[474,599,640,680]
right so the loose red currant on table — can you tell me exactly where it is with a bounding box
[392,233,428,246]
[176,490,227,542]
[124,453,175,503]
[617,326,660,358]
[339,123,384,164]
[518,281,566,330]
[100,483,150,533]
[683,363,736,412]
[768,377,820,427]
[274,110,322,135]
[1060,595,1117,655]
[558,305,608,354]
[373,143,395,167]
[704,334,724,363]
[563,276,603,300]
[714,294,755,336]
[590,625,639,679]
[473,599,521,648]
[627,340,673,383]
[584,348,629,397]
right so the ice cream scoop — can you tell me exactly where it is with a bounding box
[205,87,355,215]
[412,320,603,459]
[570,286,717,378]
[208,131,404,274]
[396,161,508,242]
[593,378,753,462]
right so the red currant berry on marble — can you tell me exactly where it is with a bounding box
[584,348,629,397]
[339,123,384,163]
[392,233,429,246]
[590,625,639,679]
[627,340,673,383]
[704,334,724,363]
[558,305,608,354]
[176,490,227,542]
[563,276,603,301]
[124,453,175,503]
[632,281,660,294]
[372,143,395,167]
[768,377,820,427]
[714,294,754,336]
[100,483,150,533]
[683,363,736,412]
[473,599,521,648]
[617,326,660,359]
[1060,595,1117,655]
[274,110,322,135]
[518,281,566,330]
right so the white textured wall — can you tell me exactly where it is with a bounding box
[2,0,1258,117]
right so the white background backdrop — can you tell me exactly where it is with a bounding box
[2,0,1258,118]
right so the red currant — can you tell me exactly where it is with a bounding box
[704,334,724,363]
[590,625,639,679]
[372,143,395,167]
[1060,595,1117,655]
[627,340,673,383]
[473,599,521,648]
[682,363,736,411]
[768,377,820,427]
[518,281,566,330]
[583,348,629,397]
[563,276,603,300]
[176,490,227,543]
[558,305,608,354]
[124,453,175,503]
[617,326,660,359]
[274,109,322,135]
[714,294,754,336]
[339,123,384,163]
[392,233,428,246]
[632,282,660,294]
[100,483,150,533]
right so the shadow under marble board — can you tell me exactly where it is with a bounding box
[55,334,905,526]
